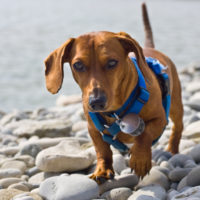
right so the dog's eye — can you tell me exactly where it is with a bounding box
[73,61,86,72]
[106,59,118,69]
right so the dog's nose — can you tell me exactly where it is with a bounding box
[89,89,107,111]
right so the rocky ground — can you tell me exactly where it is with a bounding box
[0,64,200,200]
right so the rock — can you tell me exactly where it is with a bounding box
[13,192,43,200]
[56,94,82,106]
[152,149,172,164]
[36,140,96,172]
[101,187,133,200]
[186,166,200,187]
[1,160,27,173]
[172,186,200,200]
[19,143,42,158]
[15,155,35,168]
[177,176,187,191]
[121,168,132,175]
[0,189,23,200]
[113,154,127,174]
[185,81,200,93]
[168,154,193,168]
[28,172,45,185]
[167,189,179,200]
[179,139,196,153]
[26,167,41,177]
[0,177,23,188]
[168,168,192,182]
[8,182,30,191]
[153,166,169,177]
[0,146,20,156]
[39,174,99,200]
[99,174,139,195]
[183,120,200,140]
[138,168,170,190]
[128,185,166,200]
[186,144,200,163]
[72,120,88,133]
[0,168,22,179]
[2,119,71,138]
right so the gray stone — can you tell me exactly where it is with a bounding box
[138,168,170,190]
[128,185,166,200]
[39,174,99,200]
[121,168,132,175]
[26,166,41,177]
[167,189,179,200]
[185,81,200,93]
[101,187,133,200]
[183,121,200,140]
[36,140,96,172]
[0,168,22,179]
[99,174,139,195]
[168,154,193,168]
[186,144,200,163]
[3,119,72,138]
[72,120,88,133]
[186,166,200,187]
[20,143,41,158]
[113,154,127,174]
[28,172,45,185]
[169,168,192,182]
[172,186,200,200]
[177,176,187,191]
[179,139,196,153]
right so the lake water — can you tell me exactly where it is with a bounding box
[0,0,200,112]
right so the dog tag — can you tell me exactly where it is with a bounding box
[119,113,145,136]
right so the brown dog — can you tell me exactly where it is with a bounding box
[44,3,183,182]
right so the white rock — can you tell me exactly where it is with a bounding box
[185,82,200,93]
[128,185,166,200]
[39,174,99,200]
[36,140,96,172]
[172,186,200,200]
[113,154,127,174]
[56,94,82,106]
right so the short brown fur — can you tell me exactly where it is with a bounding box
[44,4,183,182]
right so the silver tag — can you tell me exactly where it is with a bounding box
[119,113,145,136]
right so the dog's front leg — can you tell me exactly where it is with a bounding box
[129,117,166,178]
[88,125,114,184]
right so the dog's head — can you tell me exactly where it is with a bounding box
[45,31,147,112]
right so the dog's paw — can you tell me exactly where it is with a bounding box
[129,149,152,179]
[89,166,114,184]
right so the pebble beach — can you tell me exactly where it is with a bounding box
[0,64,200,200]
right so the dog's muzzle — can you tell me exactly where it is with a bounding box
[89,88,107,111]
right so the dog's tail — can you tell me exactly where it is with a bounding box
[142,3,155,48]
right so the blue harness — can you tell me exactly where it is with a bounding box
[89,57,171,152]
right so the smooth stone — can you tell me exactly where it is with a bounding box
[168,168,192,182]
[138,168,170,190]
[1,160,27,173]
[0,189,23,200]
[170,183,178,190]
[172,186,200,200]
[186,144,200,163]
[75,129,90,139]
[185,81,200,93]
[0,168,22,179]
[186,166,200,187]
[99,174,139,195]
[152,149,172,163]
[0,146,20,156]
[26,167,41,177]
[0,177,23,188]
[28,172,45,185]
[128,195,159,200]
[177,176,187,191]
[168,154,193,168]
[183,120,200,140]
[56,94,82,106]
[167,189,179,200]
[13,192,43,200]
[36,140,96,172]
[101,187,133,200]
[3,119,71,138]
[121,168,132,175]
[153,166,169,176]
[186,101,200,111]
[160,161,174,170]
[8,182,30,191]
[72,121,88,133]
[39,174,99,200]
[128,185,166,200]
[15,155,35,168]
[19,143,41,158]
[113,154,127,174]
[179,139,196,153]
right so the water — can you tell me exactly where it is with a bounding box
[0,0,200,112]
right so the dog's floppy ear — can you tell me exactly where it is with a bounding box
[44,38,75,94]
[116,32,151,81]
